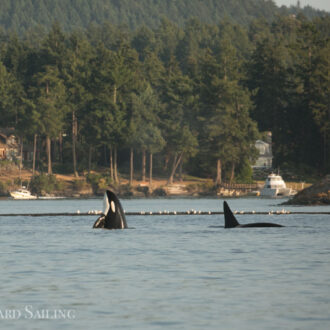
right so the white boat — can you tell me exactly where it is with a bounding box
[260,173,296,197]
[10,187,37,200]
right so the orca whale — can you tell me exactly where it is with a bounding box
[93,189,128,229]
[223,201,284,228]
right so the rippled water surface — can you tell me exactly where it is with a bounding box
[0,197,330,329]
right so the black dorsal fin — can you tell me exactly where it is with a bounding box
[223,201,240,228]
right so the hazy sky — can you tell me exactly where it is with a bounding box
[275,0,330,11]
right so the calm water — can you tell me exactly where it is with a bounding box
[0,197,330,329]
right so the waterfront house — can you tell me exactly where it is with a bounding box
[253,133,273,169]
[0,129,20,161]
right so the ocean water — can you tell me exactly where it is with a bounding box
[0,197,330,329]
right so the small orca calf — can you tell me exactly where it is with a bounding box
[93,189,128,229]
[223,201,284,228]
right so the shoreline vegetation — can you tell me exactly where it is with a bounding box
[1,166,328,205]
[0,166,313,200]
[0,167,248,198]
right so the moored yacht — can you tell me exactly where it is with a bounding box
[260,173,296,197]
[10,187,37,200]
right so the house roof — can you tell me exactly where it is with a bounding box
[255,140,269,146]
[0,127,15,136]
[0,133,6,144]
[0,130,19,148]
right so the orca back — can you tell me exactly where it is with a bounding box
[223,200,284,228]
[240,222,284,228]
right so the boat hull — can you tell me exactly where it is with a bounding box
[260,187,293,197]
[10,190,37,200]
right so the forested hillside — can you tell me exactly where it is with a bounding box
[1,14,329,183]
[0,0,328,34]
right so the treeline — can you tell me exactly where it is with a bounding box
[0,15,329,185]
[0,0,328,35]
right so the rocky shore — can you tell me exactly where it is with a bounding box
[284,175,330,205]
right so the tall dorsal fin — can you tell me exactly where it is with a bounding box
[223,201,240,228]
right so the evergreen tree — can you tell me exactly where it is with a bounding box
[87,42,139,182]
[30,65,68,174]
[293,19,329,170]
[0,61,16,125]
[63,33,93,176]
[309,39,330,171]
[247,37,291,167]
[126,85,164,183]
[199,37,258,184]
[131,25,156,61]
[159,57,198,183]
